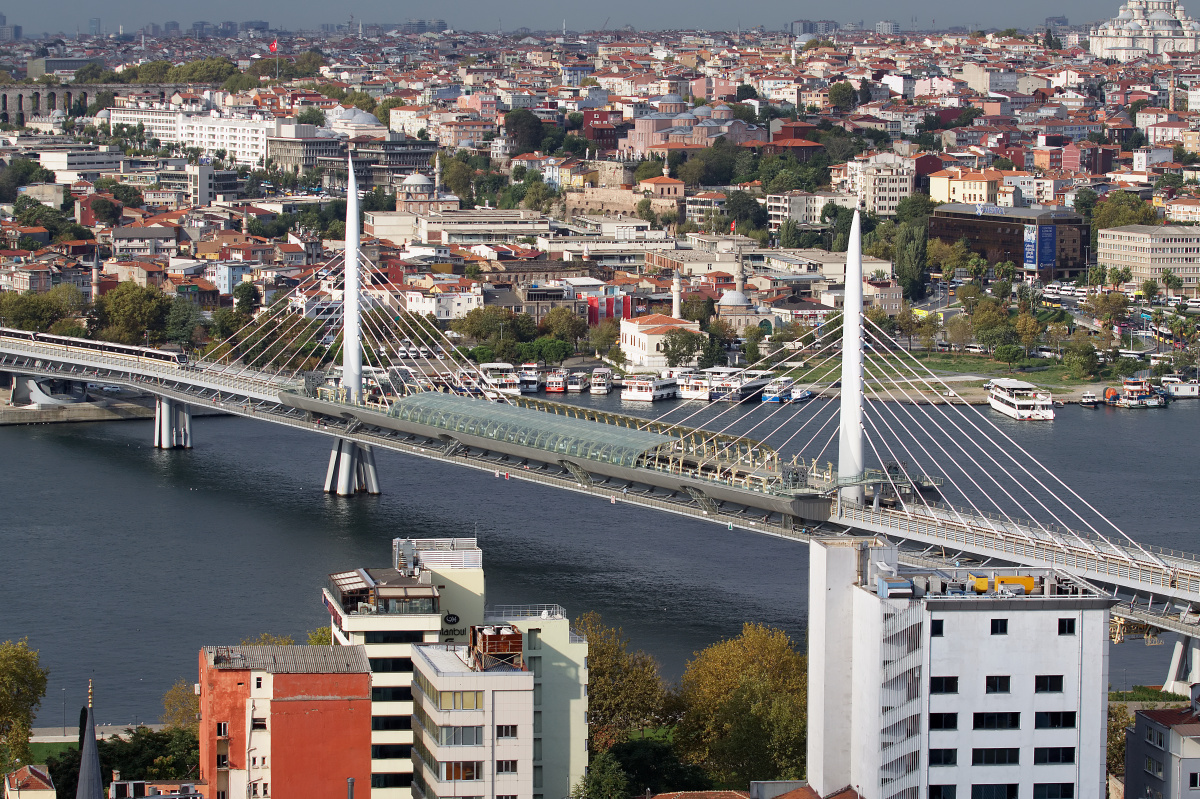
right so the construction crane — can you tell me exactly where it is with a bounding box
[601,17,610,32]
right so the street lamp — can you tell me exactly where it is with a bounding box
[61,687,65,736]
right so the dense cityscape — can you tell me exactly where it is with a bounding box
[3,4,1200,799]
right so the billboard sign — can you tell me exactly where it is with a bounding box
[1038,224,1057,267]
[1023,225,1037,269]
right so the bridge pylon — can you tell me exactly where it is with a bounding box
[324,439,380,496]
[837,209,865,504]
[153,397,191,449]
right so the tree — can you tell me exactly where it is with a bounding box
[945,315,973,351]
[957,283,983,315]
[505,109,546,155]
[1015,312,1045,356]
[542,307,587,348]
[1113,356,1141,377]
[444,159,474,201]
[307,625,331,645]
[1064,342,1099,379]
[725,191,767,228]
[93,282,173,344]
[894,223,928,300]
[161,678,199,731]
[47,725,199,796]
[1093,191,1157,235]
[994,344,1023,371]
[1110,266,1133,291]
[611,740,712,795]
[1109,703,1132,776]
[675,624,806,785]
[681,296,715,324]
[90,196,120,226]
[240,632,295,646]
[1141,279,1160,305]
[165,297,203,346]
[636,198,657,227]
[777,219,801,248]
[698,334,726,368]
[0,638,47,772]
[895,304,920,349]
[829,82,856,111]
[1073,187,1098,220]
[589,319,619,355]
[573,613,666,750]
[233,281,260,315]
[1162,268,1184,297]
[894,193,938,228]
[661,329,705,367]
[735,84,759,101]
[570,750,628,799]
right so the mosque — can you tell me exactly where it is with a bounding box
[1090,0,1200,61]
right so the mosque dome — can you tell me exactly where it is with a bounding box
[717,289,752,308]
[402,173,434,189]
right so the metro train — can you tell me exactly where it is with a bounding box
[0,326,190,367]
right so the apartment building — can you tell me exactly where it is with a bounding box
[411,631,535,799]
[765,191,857,232]
[196,645,373,799]
[1124,692,1200,799]
[1097,225,1200,299]
[807,538,1113,799]
[859,163,916,218]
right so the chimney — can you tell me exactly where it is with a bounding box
[671,269,682,319]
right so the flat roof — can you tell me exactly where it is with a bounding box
[932,203,1083,222]
[389,391,674,467]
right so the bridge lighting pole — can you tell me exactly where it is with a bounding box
[342,155,362,405]
[837,209,865,505]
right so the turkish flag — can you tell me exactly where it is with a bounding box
[730,219,736,234]
[269,39,278,52]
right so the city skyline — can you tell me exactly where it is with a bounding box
[13,0,1197,38]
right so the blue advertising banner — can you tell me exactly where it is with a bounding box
[1038,224,1057,266]
[1023,225,1037,268]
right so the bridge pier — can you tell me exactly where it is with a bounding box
[1165,635,1200,696]
[153,397,192,449]
[324,438,380,496]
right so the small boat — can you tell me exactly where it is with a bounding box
[762,376,796,403]
[621,374,678,401]
[987,378,1055,420]
[1079,391,1098,408]
[591,367,614,394]
[518,362,546,393]
[1112,378,1166,408]
[566,371,591,392]
[1162,374,1200,398]
[546,369,569,392]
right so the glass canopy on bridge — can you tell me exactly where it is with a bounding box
[388,392,675,467]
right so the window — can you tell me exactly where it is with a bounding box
[440,726,484,746]
[216,754,229,769]
[251,717,266,730]
[372,686,413,702]
[971,786,1018,799]
[252,785,259,797]
[1035,712,1076,729]
[497,760,518,774]
[930,749,958,766]
[1146,757,1165,778]
[1033,785,1074,799]
[365,630,426,644]
[1189,773,1199,789]
[1034,748,1075,765]
[1146,728,1165,748]
[1058,618,1076,635]
[371,774,413,789]
[499,796,518,799]
[262,785,268,797]
[991,619,1008,635]
[985,676,1011,694]
[372,744,411,759]
[973,749,1020,765]
[931,676,959,694]
[930,713,959,730]
[497,725,518,739]
[372,715,412,731]
[528,629,541,650]
[217,793,227,799]
[436,690,484,711]
[930,787,956,799]
[931,619,944,637]
[369,657,414,673]
[254,677,262,689]
[216,722,228,737]
[440,762,483,781]
[1036,675,1065,693]
[973,713,1021,730]
[251,757,257,767]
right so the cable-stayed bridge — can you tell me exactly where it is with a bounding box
[3,160,1198,689]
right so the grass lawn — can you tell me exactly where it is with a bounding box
[28,740,75,760]
[1109,685,1189,702]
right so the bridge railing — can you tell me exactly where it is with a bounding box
[841,502,1200,598]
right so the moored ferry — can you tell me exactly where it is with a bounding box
[762,376,795,403]
[987,378,1055,420]
[518,363,546,393]
[678,367,730,401]
[620,374,678,402]
[711,370,775,401]
[546,369,569,392]
[566,371,592,392]
[591,367,614,394]
[1109,377,1166,408]
[479,362,521,395]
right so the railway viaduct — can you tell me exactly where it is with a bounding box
[0,83,199,124]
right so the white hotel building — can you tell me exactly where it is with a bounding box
[1097,224,1200,299]
[808,538,1113,799]
[108,104,288,167]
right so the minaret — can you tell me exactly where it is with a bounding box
[734,257,745,295]
[434,153,441,195]
[838,210,865,504]
[671,269,683,319]
[77,679,103,799]
[90,256,100,302]
[342,156,362,404]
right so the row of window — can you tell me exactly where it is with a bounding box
[931,618,1076,637]
[928,712,1076,730]
[929,747,1076,766]
[931,675,1064,694]
[432,760,519,782]
[930,785,1073,799]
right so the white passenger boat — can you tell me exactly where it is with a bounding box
[1079,391,1098,408]
[621,374,678,401]
[987,378,1055,420]
[1162,374,1200,398]
[546,369,568,392]
[479,362,521,395]
[518,362,545,393]
[762,376,795,403]
[591,367,614,394]
[711,370,775,402]
[566,371,592,392]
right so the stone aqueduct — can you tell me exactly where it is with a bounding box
[0,83,196,125]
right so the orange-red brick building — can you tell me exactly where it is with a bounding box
[198,645,373,799]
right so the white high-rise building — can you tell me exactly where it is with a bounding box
[807,537,1113,799]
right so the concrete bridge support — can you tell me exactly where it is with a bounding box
[1165,635,1200,696]
[153,397,192,449]
[324,438,380,496]
[7,373,88,407]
